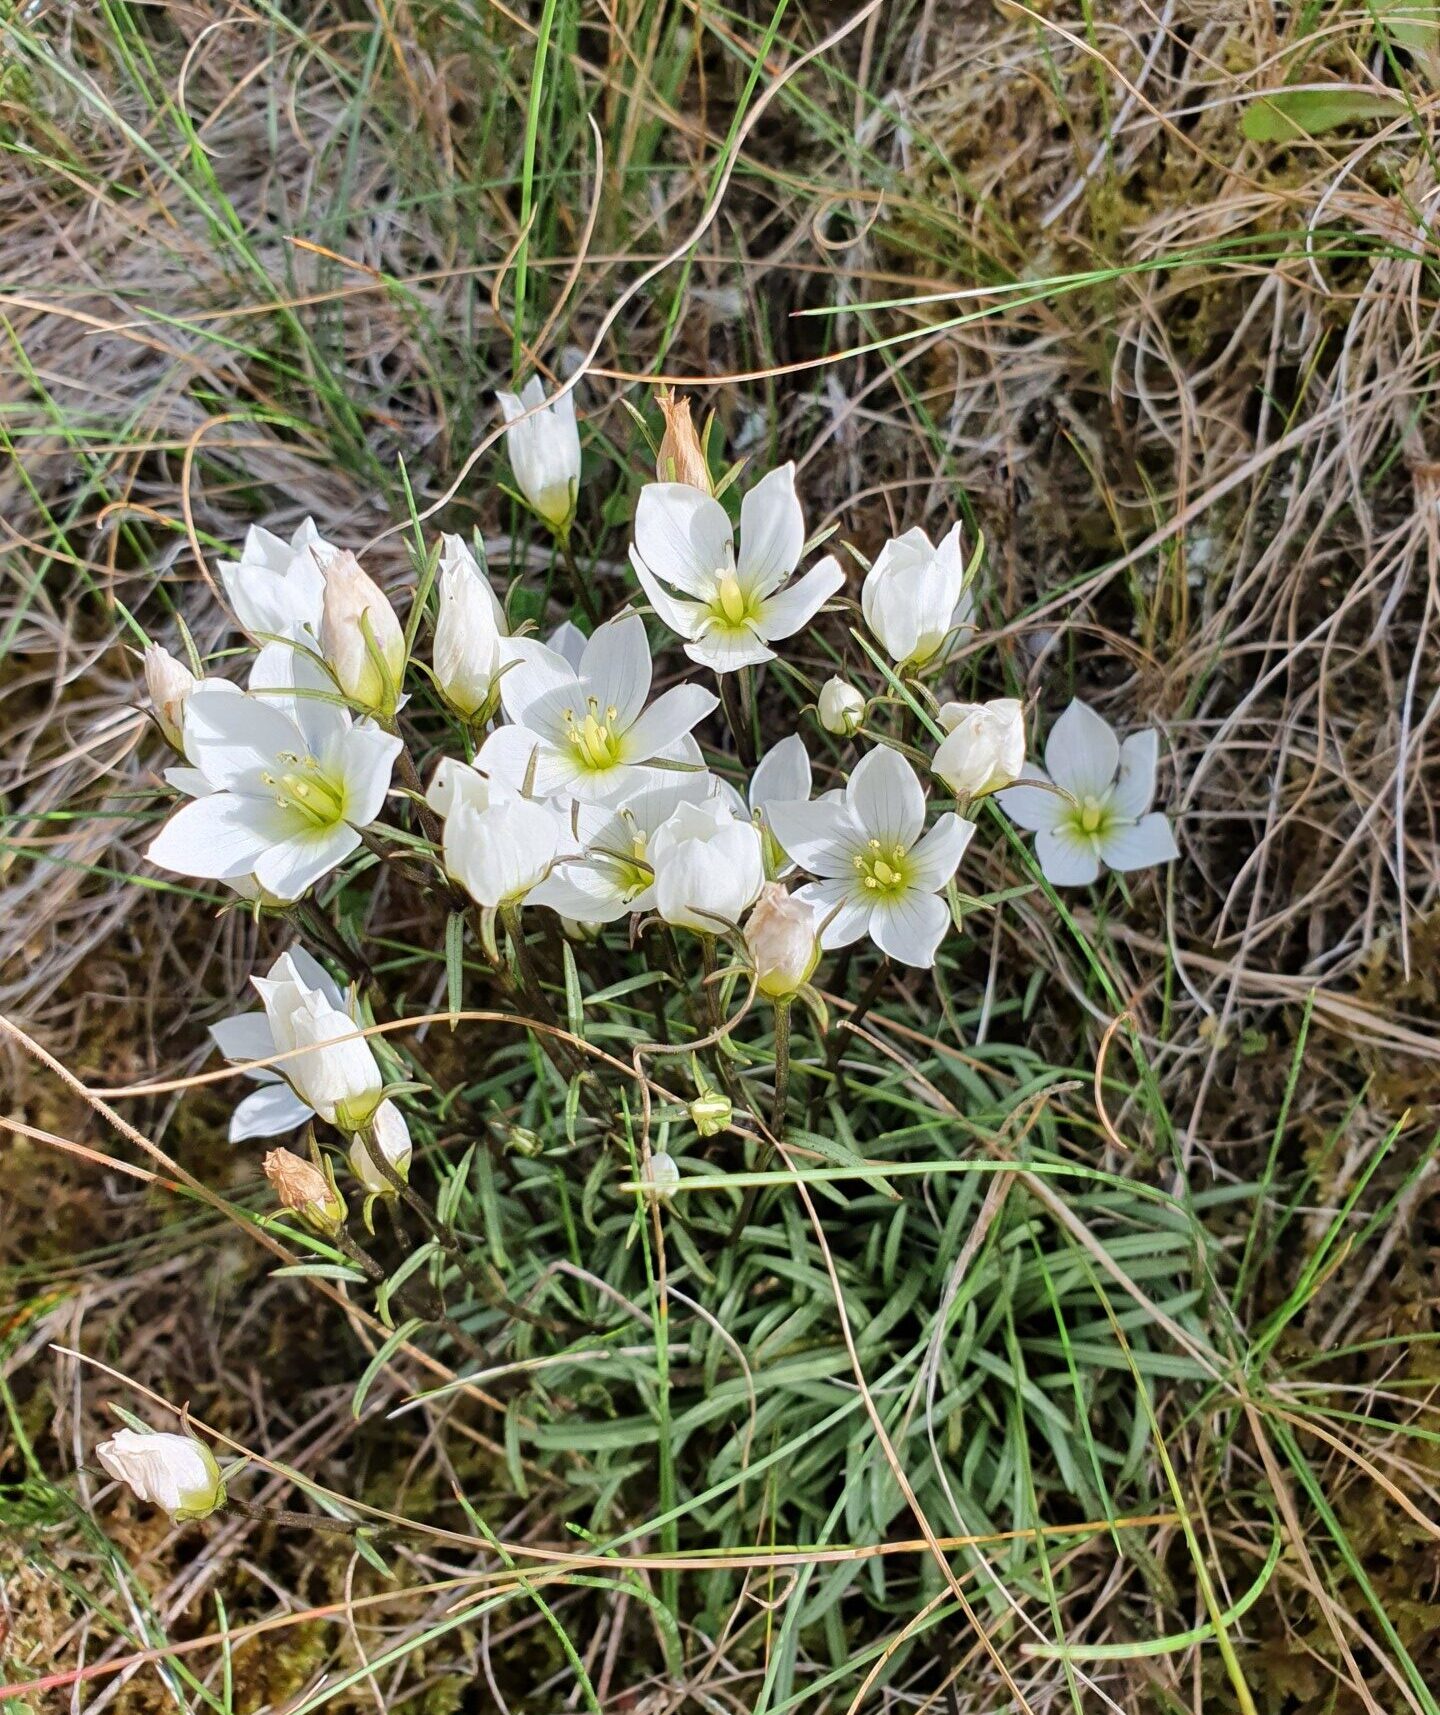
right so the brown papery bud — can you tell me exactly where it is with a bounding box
[264,1148,345,1235]
[656,391,711,494]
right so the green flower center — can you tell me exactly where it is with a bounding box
[853,838,911,895]
[262,753,347,829]
[709,573,758,631]
[1069,795,1113,840]
[595,822,653,901]
[564,700,624,771]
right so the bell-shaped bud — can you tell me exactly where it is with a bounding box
[96,1426,225,1521]
[690,1090,732,1138]
[818,677,865,737]
[655,392,711,493]
[643,1151,681,1203]
[263,1147,346,1235]
[144,643,198,750]
[932,697,1025,799]
[497,377,581,535]
[318,550,405,717]
[432,536,509,722]
[744,884,820,1000]
[348,1098,413,1195]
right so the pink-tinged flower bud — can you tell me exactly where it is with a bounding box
[144,643,198,750]
[96,1426,225,1521]
[655,392,711,493]
[318,550,405,716]
[932,698,1025,799]
[744,883,820,999]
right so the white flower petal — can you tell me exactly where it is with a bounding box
[148,792,291,880]
[906,813,974,890]
[1098,811,1177,873]
[253,824,361,899]
[229,1083,314,1142]
[622,683,718,763]
[765,797,861,878]
[682,629,775,673]
[736,463,804,595]
[498,637,577,725]
[1034,825,1101,887]
[996,765,1065,833]
[629,548,708,640]
[750,734,812,812]
[546,621,589,671]
[868,889,950,967]
[581,611,652,731]
[247,641,348,757]
[1111,730,1159,821]
[846,745,926,849]
[181,684,304,792]
[633,483,732,597]
[337,723,401,827]
[794,877,871,948]
[755,554,846,640]
[210,1011,276,1068]
[474,723,544,793]
[1044,700,1119,800]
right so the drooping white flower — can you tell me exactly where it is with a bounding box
[252,952,384,1134]
[932,698,1025,799]
[476,611,716,804]
[861,524,974,670]
[432,535,510,720]
[318,551,405,717]
[744,883,820,998]
[147,646,400,901]
[497,377,581,534]
[649,796,766,932]
[996,699,1178,887]
[768,745,973,968]
[818,677,865,736]
[143,644,198,750]
[218,518,334,644]
[96,1427,225,1521]
[348,1099,414,1194]
[629,465,845,673]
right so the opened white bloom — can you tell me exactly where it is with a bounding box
[932,698,1025,799]
[218,518,334,644]
[498,377,581,534]
[348,1099,414,1195]
[433,535,510,720]
[861,524,974,670]
[818,677,865,736]
[252,952,384,1134]
[768,746,973,968]
[745,883,821,998]
[144,643,198,749]
[148,647,400,900]
[476,611,716,804]
[96,1427,225,1521]
[650,796,766,932]
[630,465,845,673]
[318,551,405,717]
[997,699,1178,887]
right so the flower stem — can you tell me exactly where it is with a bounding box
[718,672,756,768]
[558,532,602,627]
[769,1000,791,1140]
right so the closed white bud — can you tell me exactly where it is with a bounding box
[690,1091,732,1137]
[643,1151,681,1202]
[318,550,405,716]
[744,884,820,1000]
[932,698,1025,799]
[650,799,765,933]
[433,536,508,721]
[444,794,561,909]
[348,1098,413,1194]
[96,1426,225,1521]
[818,677,865,737]
[144,643,197,750]
[497,377,581,535]
[861,524,972,670]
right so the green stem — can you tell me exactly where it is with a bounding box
[718,672,756,767]
[558,533,602,627]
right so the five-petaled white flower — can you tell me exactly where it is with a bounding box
[476,611,716,803]
[498,378,581,535]
[861,524,974,671]
[96,1427,225,1521]
[630,465,845,674]
[218,518,335,645]
[997,699,1178,887]
[649,796,766,933]
[148,647,400,900]
[768,746,973,968]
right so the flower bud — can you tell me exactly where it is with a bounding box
[744,884,820,1000]
[690,1090,732,1137]
[263,1147,346,1235]
[655,392,711,493]
[818,677,865,737]
[260,984,383,1132]
[318,550,405,716]
[932,697,1025,799]
[505,1123,545,1157]
[433,536,508,721]
[144,643,198,750]
[497,377,581,535]
[348,1098,413,1194]
[643,1151,681,1203]
[96,1426,225,1521]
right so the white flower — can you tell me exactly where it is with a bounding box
[932,698,1025,799]
[650,797,765,932]
[147,646,401,900]
[444,787,566,909]
[746,733,815,875]
[318,551,405,716]
[432,535,510,720]
[818,677,865,736]
[210,946,351,1142]
[252,952,384,1133]
[768,746,973,968]
[476,611,716,804]
[861,524,974,670]
[629,465,845,673]
[497,377,581,534]
[642,1151,681,1203]
[96,1427,225,1521]
[996,699,1178,887]
[744,883,820,998]
[348,1099,414,1194]
[528,773,712,922]
[218,518,334,644]
[144,644,198,749]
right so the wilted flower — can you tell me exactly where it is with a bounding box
[861,524,974,670]
[263,1147,346,1235]
[147,646,400,901]
[96,1427,225,1521]
[769,746,973,968]
[348,1100,413,1194]
[144,643,198,750]
[252,954,384,1134]
[690,1090,732,1136]
[432,535,510,721]
[649,797,765,933]
[932,698,1025,800]
[630,465,845,673]
[997,699,1178,887]
[744,884,820,999]
[318,551,405,718]
[218,518,334,645]
[655,391,711,492]
[818,677,865,736]
[497,377,581,535]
